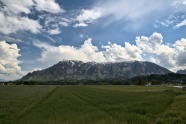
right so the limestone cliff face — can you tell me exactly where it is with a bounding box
[21,60,172,82]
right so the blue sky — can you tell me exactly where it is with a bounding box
[0,0,186,80]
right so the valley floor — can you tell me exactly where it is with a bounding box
[0,85,186,124]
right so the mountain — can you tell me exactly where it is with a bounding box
[21,60,171,82]
[177,69,186,74]
[127,73,186,85]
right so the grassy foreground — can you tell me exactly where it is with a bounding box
[0,85,186,124]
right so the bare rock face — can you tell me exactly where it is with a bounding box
[21,60,172,82]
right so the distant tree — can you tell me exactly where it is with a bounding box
[151,79,161,85]
[138,79,146,85]
[182,78,186,84]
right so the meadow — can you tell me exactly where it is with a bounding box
[0,85,186,124]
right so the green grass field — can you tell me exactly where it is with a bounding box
[0,85,186,124]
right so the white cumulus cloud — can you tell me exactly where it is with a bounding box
[33,38,107,67]
[136,32,186,71]
[0,41,23,80]
[102,42,143,62]
[136,32,176,68]
[33,38,146,67]
[174,38,186,66]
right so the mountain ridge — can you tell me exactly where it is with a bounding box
[21,60,172,82]
[177,69,186,74]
